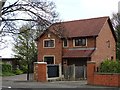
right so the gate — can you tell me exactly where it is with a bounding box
[64,64,75,80]
[47,64,60,78]
[63,65,86,80]
[75,65,86,80]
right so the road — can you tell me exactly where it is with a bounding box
[1,74,120,89]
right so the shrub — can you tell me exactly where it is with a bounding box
[13,69,23,75]
[20,65,28,73]
[2,63,12,73]
[1,63,15,76]
[99,59,120,73]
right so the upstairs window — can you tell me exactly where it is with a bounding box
[44,39,55,48]
[106,40,110,48]
[74,38,87,47]
[63,39,68,47]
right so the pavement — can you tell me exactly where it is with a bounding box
[1,74,120,89]
[2,74,27,81]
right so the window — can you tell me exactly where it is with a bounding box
[44,39,55,48]
[44,56,54,64]
[106,40,110,48]
[74,38,86,46]
[63,39,68,47]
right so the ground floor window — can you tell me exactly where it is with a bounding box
[44,56,54,64]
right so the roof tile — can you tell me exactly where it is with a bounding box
[63,50,94,58]
[50,16,108,38]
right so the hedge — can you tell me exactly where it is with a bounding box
[99,60,120,73]
[1,63,23,76]
[2,63,12,73]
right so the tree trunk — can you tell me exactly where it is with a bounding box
[27,64,29,80]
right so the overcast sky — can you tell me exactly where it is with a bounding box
[54,0,119,21]
[0,0,120,58]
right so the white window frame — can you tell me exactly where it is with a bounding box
[43,55,55,64]
[63,39,68,48]
[73,38,87,47]
[43,39,55,48]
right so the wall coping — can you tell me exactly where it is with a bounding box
[95,72,120,75]
[87,61,96,64]
[34,62,47,64]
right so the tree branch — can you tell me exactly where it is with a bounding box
[2,18,37,22]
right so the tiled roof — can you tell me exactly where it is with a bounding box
[49,16,109,38]
[63,50,94,58]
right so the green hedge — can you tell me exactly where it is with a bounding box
[2,63,12,73]
[99,60,120,73]
[1,63,15,76]
[1,63,23,76]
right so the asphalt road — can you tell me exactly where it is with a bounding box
[1,74,120,89]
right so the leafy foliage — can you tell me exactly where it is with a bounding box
[13,69,23,75]
[99,59,120,73]
[13,25,37,74]
[2,63,12,73]
[1,63,15,76]
[112,13,120,60]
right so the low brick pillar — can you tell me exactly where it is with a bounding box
[87,61,96,85]
[34,62,47,82]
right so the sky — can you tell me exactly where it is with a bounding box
[54,0,119,21]
[0,0,120,58]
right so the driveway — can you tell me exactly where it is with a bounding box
[2,74,119,89]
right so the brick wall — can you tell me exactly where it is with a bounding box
[87,61,120,87]
[91,21,116,66]
[36,20,116,67]
[87,61,95,85]
[64,37,96,49]
[37,32,62,64]
[34,62,47,82]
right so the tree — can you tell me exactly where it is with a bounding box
[13,24,37,80]
[112,13,120,60]
[0,0,58,42]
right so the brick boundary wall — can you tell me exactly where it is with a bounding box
[34,62,47,82]
[87,61,120,87]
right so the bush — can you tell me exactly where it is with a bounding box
[20,65,28,73]
[99,59,120,73]
[1,63,23,76]
[2,63,12,73]
[13,69,23,75]
[1,63,15,76]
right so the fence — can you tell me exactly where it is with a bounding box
[63,64,86,80]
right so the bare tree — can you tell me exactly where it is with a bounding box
[0,0,58,50]
[0,0,58,37]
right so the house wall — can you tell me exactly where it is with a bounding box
[62,37,96,66]
[63,37,96,53]
[37,32,63,64]
[37,32,96,65]
[67,37,96,49]
[91,21,116,66]
[37,21,116,66]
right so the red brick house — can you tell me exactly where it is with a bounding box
[36,16,116,67]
